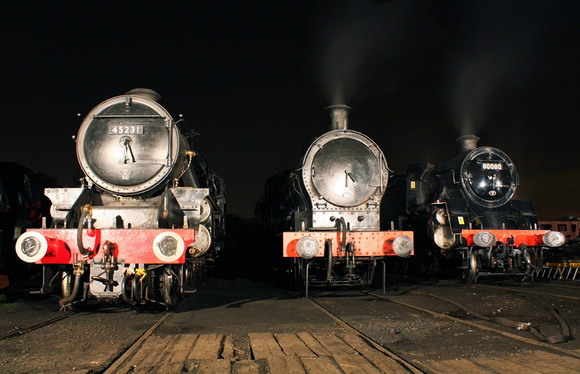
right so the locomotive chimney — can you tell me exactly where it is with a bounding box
[456,135,480,153]
[125,88,161,102]
[325,104,352,130]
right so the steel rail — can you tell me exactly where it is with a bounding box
[438,279,580,301]
[0,311,75,341]
[299,291,424,374]
[364,290,580,360]
[103,312,171,374]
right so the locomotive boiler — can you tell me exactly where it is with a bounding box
[382,135,564,282]
[256,105,413,295]
[14,89,225,309]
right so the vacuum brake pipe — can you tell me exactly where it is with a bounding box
[77,204,94,256]
[59,261,85,308]
[59,204,94,308]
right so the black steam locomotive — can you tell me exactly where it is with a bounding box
[256,105,413,294]
[0,163,44,284]
[382,135,564,282]
[15,89,225,309]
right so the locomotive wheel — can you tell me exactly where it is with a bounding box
[413,254,434,278]
[131,275,145,305]
[386,257,408,275]
[523,248,542,280]
[121,274,137,305]
[162,266,181,310]
[291,259,304,290]
[183,261,199,292]
[461,250,480,284]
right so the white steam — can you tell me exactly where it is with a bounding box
[446,1,551,135]
[313,1,435,105]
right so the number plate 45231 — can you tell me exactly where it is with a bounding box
[108,125,144,135]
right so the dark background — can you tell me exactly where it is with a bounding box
[1,1,579,220]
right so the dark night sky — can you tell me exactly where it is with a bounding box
[1,1,579,220]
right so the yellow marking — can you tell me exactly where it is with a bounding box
[546,262,580,268]
[135,268,147,281]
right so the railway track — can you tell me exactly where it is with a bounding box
[100,276,580,373]
[363,291,578,356]
[458,281,580,302]
[0,302,157,343]
[0,311,75,342]
[102,291,423,373]
[1,277,578,373]
[0,302,164,373]
[300,294,423,373]
[104,312,171,373]
[304,278,580,373]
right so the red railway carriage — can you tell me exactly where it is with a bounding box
[539,217,580,243]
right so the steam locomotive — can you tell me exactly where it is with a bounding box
[14,89,225,309]
[256,105,413,295]
[382,135,564,282]
[0,162,44,284]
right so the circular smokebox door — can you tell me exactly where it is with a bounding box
[311,137,378,207]
[76,95,180,195]
[460,147,518,208]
